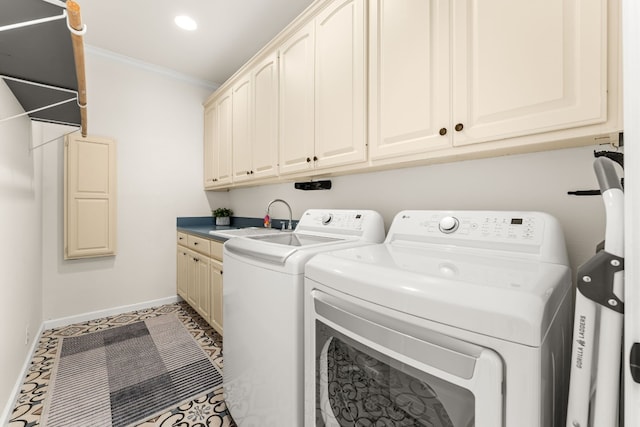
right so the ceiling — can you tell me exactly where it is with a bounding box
[0,0,315,127]
[79,0,316,86]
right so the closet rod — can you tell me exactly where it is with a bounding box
[66,1,87,137]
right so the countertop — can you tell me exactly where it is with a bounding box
[177,216,297,242]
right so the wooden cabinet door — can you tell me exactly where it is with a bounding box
[209,259,223,335]
[176,245,189,299]
[203,105,216,188]
[196,255,211,320]
[215,91,233,185]
[252,53,279,179]
[279,22,315,175]
[452,0,607,146]
[314,0,367,169]
[64,133,117,259]
[232,76,252,182]
[369,0,451,160]
[186,249,198,308]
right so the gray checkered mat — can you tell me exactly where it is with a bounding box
[41,314,222,427]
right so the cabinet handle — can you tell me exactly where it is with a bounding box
[455,123,464,132]
[194,242,198,245]
[250,170,254,174]
[313,156,318,161]
[306,157,311,163]
[193,257,198,262]
[439,128,447,136]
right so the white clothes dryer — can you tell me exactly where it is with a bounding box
[223,209,385,427]
[304,210,573,427]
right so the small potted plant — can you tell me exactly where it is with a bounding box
[212,208,233,226]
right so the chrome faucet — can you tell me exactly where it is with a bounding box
[266,198,293,230]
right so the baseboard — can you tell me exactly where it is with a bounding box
[1,322,45,426]
[2,295,182,426]
[43,295,181,330]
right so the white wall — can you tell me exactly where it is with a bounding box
[41,51,214,320]
[0,82,43,417]
[228,145,615,272]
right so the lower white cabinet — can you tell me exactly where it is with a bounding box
[209,258,224,335]
[176,239,189,299]
[177,232,224,335]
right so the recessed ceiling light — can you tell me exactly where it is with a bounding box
[175,15,197,31]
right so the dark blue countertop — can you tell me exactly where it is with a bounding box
[177,216,298,241]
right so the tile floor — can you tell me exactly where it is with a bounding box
[8,301,237,427]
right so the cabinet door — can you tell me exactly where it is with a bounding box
[216,91,234,185]
[232,76,253,182]
[186,249,198,308]
[314,0,367,169]
[196,255,211,321]
[279,22,316,175]
[203,105,216,188]
[209,259,224,335]
[64,133,117,259]
[369,0,451,160]
[176,246,189,299]
[452,0,607,146]
[252,54,279,180]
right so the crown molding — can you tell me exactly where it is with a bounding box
[86,45,220,90]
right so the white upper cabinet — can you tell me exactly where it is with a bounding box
[369,0,451,160]
[204,90,233,189]
[279,0,367,176]
[453,0,609,146]
[279,22,316,175]
[203,105,216,187]
[204,0,620,188]
[369,0,619,161]
[314,0,367,169]
[232,54,279,183]
[251,54,279,179]
[217,91,233,185]
[232,76,252,182]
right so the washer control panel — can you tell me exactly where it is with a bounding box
[296,209,386,242]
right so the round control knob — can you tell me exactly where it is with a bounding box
[321,214,333,225]
[439,216,459,234]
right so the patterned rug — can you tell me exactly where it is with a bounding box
[39,312,223,427]
[9,302,235,427]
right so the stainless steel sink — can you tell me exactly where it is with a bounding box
[208,227,283,239]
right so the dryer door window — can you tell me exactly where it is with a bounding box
[310,290,504,427]
[316,322,473,426]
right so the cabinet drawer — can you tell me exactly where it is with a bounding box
[177,231,188,246]
[187,235,211,256]
[210,240,224,261]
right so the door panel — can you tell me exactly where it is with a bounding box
[453,0,606,145]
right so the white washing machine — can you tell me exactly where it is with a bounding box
[304,210,573,427]
[223,209,385,427]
